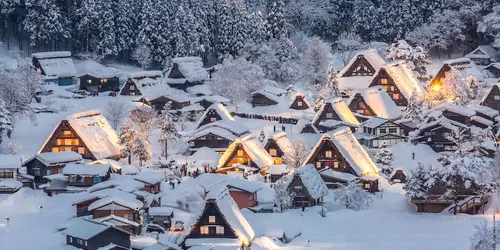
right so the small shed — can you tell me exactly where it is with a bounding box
[148,207,174,229]
[389,168,406,184]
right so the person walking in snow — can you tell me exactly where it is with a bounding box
[412,152,415,160]
[188,171,191,178]
[301,203,306,212]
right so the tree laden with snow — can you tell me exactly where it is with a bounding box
[428,68,473,106]
[444,127,493,158]
[470,219,498,250]
[265,0,286,40]
[258,129,266,143]
[158,102,179,157]
[274,177,295,212]
[119,120,136,165]
[0,99,13,145]
[403,162,437,200]
[301,37,330,88]
[374,142,393,176]
[333,31,362,66]
[477,5,500,48]
[283,137,308,168]
[402,90,425,123]
[23,0,69,50]
[104,100,129,130]
[132,44,153,70]
[315,63,340,110]
[332,182,373,211]
[132,136,152,167]
[386,40,431,82]
[210,57,267,109]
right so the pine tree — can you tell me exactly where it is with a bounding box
[386,40,431,82]
[374,142,393,175]
[0,98,13,145]
[115,0,136,58]
[403,90,424,123]
[24,0,70,50]
[75,0,99,54]
[158,102,179,157]
[265,0,286,40]
[403,162,432,199]
[95,0,117,57]
[132,136,152,167]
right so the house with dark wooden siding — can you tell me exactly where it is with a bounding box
[303,127,380,192]
[62,219,131,249]
[216,137,273,175]
[336,49,386,90]
[429,58,486,90]
[39,110,121,161]
[357,117,406,148]
[263,132,292,165]
[149,95,192,112]
[120,71,163,96]
[194,95,232,110]
[485,63,500,78]
[413,115,470,152]
[87,196,143,232]
[480,85,500,112]
[289,93,310,110]
[77,60,121,93]
[312,97,359,132]
[181,188,254,249]
[284,164,329,208]
[465,45,498,65]
[347,86,402,121]
[23,151,83,187]
[188,127,237,154]
[32,51,77,86]
[194,103,235,129]
[368,61,425,106]
[165,57,208,90]
[250,86,286,107]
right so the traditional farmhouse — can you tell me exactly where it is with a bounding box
[61,219,131,249]
[389,168,407,184]
[304,127,380,192]
[250,86,286,107]
[188,127,237,154]
[357,117,406,148]
[263,132,292,165]
[368,61,425,106]
[77,60,121,93]
[429,58,486,90]
[63,164,114,187]
[285,164,329,208]
[312,97,360,132]
[149,94,192,112]
[165,57,208,90]
[347,86,402,121]
[289,93,310,110]
[194,95,232,110]
[179,188,254,249]
[216,136,273,175]
[0,155,23,193]
[32,51,76,86]
[23,151,83,187]
[337,49,386,90]
[133,172,163,194]
[148,207,174,229]
[485,63,500,78]
[39,110,121,161]
[88,196,143,231]
[465,45,498,65]
[194,103,235,129]
[72,189,138,217]
[119,71,163,96]
[480,84,500,111]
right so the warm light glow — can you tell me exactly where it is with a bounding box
[432,84,441,92]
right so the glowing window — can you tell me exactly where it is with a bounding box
[495,95,500,100]
[393,94,399,100]
[381,78,388,84]
[216,225,224,235]
[269,148,277,156]
[78,147,85,154]
[210,117,217,122]
[200,226,209,235]
[52,148,59,152]
[64,147,72,151]
[101,78,108,83]
[130,85,135,90]
[297,101,303,107]
[325,112,333,119]
[325,151,332,158]
[65,139,72,145]
[237,150,244,157]
[56,139,63,145]
[364,183,371,189]
[87,79,92,84]
[316,162,321,169]
[63,130,72,136]
[209,216,216,223]
[334,161,339,168]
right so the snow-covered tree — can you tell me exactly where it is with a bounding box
[265,0,286,40]
[23,0,69,49]
[0,99,13,145]
[210,57,266,108]
[315,63,340,108]
[374,142,393,176]
[274,177,295,212]
[283,137,308,168]
[129,106,159,139]
[104,100,129,130]
[95,0,117,57]
[158,102,179,157]
[132,44,153,70]
[402,91,424,123]
[333,31,362,66]
[119,120,136,165]
[403,162,437,200]
[132,136,152,167]
[444,127,493,158]
[477,5,500,48]
[470,219,497,250]
[386,40,431,82]
[332,182,373,211]
[258,129,265,143]
[301,37,329,87]
[12,58,44,100]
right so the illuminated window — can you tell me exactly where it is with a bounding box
[63,130,72,136]
[495,95,500,100]
[87,79,92,84]
[36,68,41,73]
[297,101,303,107]
[316,162,321,169]
[249,194,254,201]
[56,139,63,145]
[274,158,282,164]
[325,151,332,158]
[237,150,244,157]
[210,117,217,122]
[64,147,72,151]
[381,78,388,84]
[364,183,371,189]
[356,110,364,114]
[65,139,72,145]
[216,225,224,235]
[52,147,59,152]
[393,94,399,100]
[325,112,333,119]
[209,216,216,223]
[78,147,85,154]
[73,139,79,146]
[200,226,209,235]
[69,237,72,243]
[269,148,277,156]
[101,78,108,83]
[334,161,339,168]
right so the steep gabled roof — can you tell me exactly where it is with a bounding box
[293,164,329,199]
[33,51,76,78]
[480,84,500,104]
[465,45,498,59]
[195,103,235,129]
[348,86,402,119]
[338,49,386,78]
[62,219,130,240]
[443,58,485,80]
[217,136,273,171]
[166,57,208,84]
[88,196,143,211]
[129,71,163,79]
[268,132,293,155]
[312,97,360,126]
[377,61,425,100]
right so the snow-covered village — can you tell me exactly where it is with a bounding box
[2,0,500,249]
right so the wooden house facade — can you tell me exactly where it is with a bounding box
[188,127,236,153]
[79,74,120,93]
[216,138,273,175]
[63,164,113,187]
[289,94,309,110]
[480,85,500,112]
[227,185,258,209]
[347,86,402,121]
[88,197,143,224]
[288,174,322,208]
[22,152,83,186]
[251,92,280,107]
[63,220,131,250]
[286,164,329,208]
[358,118,406,148]
[119,79,143,96]
[32,51,77,86]
[39,120,92,158]
[312,98,360,133]
[414,119,468,152]
[149,95,191,112]
[263,132,292,165]
[303,135,356,173]
[149,207,174,229]
[336,49,386,90]
[166,57,208,90]
[485,63,500,78]
[389,169,406,184]
[465,45,498,65]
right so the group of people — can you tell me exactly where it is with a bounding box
[234,112,298,124]
[180,165,217,179]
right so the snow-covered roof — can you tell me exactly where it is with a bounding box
[432,103,475,117]
[148,207,174,216]
[62,219,130,239]
[251,89,282,103]
[473,105,499,118]
[266,164,289,175]
[63,163,111,176]
[471,115,494,127]
[183,188,254,247]
[338,75,375,90]
[360,117,390,129]
[196,120,249,137]
[133,172,164,185]
[0,179,23,189]
[87,175,145,193]
[351,86,402,119]
[254,86,286,96]
[319,168,357,182]
[195,103,235,129]
[72,188,137,205]
[379,61,425,100]
[189,126,237,141]
[93,214,140,227]
[52,110,121,160]
[25,151,83,166]
[34,51,76,78]
[195,95,231,104]
[443,58,485,80]
[465,45,498,59]
[129,71,163,79]
[218,136,273,171]
[167,57,208,83]
[293,164,329,199]
[0,155,21,169]
[312,97,360,126]
[268,132,293,154]
[88,196,143,211]
[338,49,386,78]
[76,60,121,78]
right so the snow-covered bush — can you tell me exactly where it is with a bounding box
[104,100,129,130]
[274,178,295,212]
[332,182,373,211]
[374,142,393,176]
